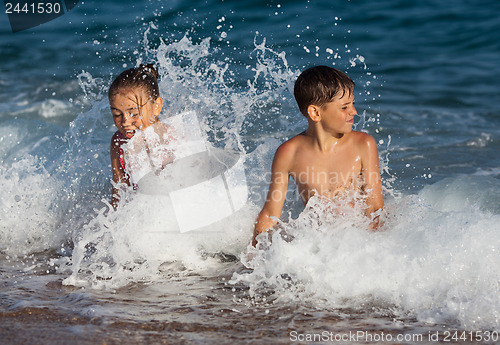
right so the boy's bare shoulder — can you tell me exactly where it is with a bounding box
[348,131,379,160]
[349,130,377,147]
[275,133,308,157]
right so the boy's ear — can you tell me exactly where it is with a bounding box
[153,97,163,117]
[307,105,321,122]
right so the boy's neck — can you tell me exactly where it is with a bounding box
[305,124,345,152]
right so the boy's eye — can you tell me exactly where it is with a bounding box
[342,102,354,110]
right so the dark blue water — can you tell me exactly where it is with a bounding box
[1,1,500,344]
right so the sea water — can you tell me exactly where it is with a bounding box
[1,0,500,344]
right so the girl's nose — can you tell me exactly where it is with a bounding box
[122,113,132,126]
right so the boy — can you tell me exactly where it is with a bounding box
[252,65,384,246]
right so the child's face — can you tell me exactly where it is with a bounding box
[317,92,356,135]
[110,89,163,139]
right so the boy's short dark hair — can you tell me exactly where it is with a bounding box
[294,65,354,117]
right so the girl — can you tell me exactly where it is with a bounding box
[108,64,174,208]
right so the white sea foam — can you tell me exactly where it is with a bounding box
[0,156,65,255]
[62,192,257,288]
[62,32,296,289]
[231,175,500,331]
[1,31,298,278]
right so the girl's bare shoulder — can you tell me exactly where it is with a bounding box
[110,130,124,147]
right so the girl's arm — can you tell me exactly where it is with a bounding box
[110,132,129,209]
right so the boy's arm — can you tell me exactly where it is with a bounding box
[252,143,294,246]
[360,134,384,222]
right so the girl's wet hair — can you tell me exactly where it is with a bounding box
[108,64,160,102]
[294,65,354,117]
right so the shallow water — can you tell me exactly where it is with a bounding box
[4,253,497,345]
[1,0,500,344]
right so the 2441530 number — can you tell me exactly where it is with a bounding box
[5,2,62,14]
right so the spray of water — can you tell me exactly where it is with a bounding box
[3,19,498,332]
[61,29,302,288]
